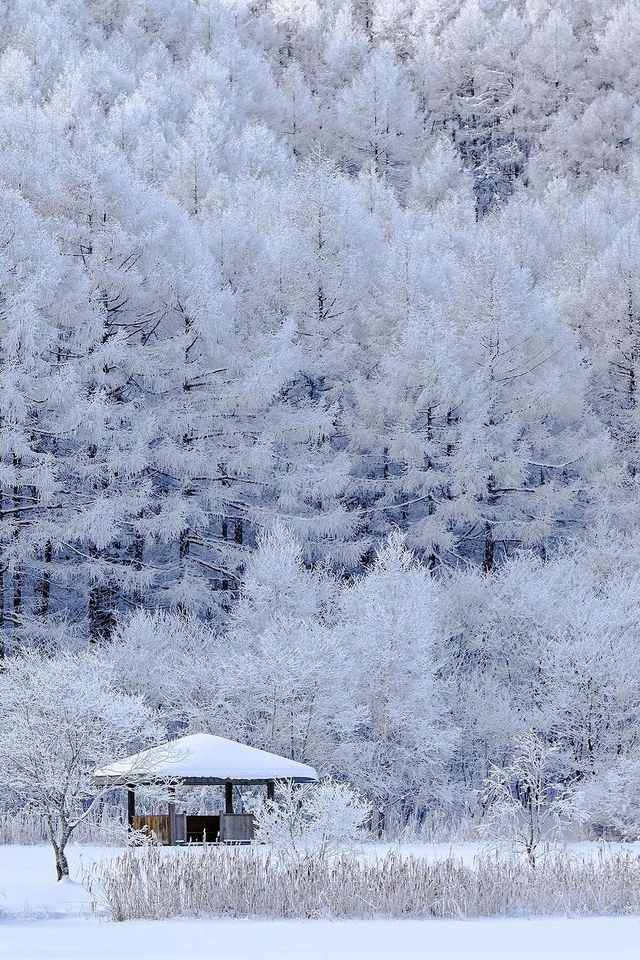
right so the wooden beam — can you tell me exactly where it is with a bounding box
[96,776,317,787]
[127,786,135,829]
[225,782,234,815]
[267,780,275,802]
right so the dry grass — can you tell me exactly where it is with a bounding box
[88,845,640,922]
[0,806,126,846]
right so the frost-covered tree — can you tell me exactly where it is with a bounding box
[572,753,640,841]
[335,43,420,179]
[0,650,160,878]
[331,534,455,828]
[0,0,632,636]
[443,534,640,799]
[480,731,567,866]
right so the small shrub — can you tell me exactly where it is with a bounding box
[571,758,640,840]
[253,779,370,858]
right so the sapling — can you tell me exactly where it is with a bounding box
[480,731,569,866]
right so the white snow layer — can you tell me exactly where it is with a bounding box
[2,917,640,960]
[94,733,318,784]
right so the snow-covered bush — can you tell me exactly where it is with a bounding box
[572,757,640,840]
[254,780,370,858]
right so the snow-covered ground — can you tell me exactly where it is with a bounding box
[2,916,640,960]
[0,844,107,919]
[3,843,640,959]
[354,838,640,863]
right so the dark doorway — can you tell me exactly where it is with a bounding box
[185,815,221,843]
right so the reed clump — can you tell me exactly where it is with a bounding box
[88,846,640,922]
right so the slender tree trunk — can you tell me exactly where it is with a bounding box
[234,518,243,545]
[12,458,22,616]
[88,559,116,641]
[53,841,70,881]
[220,517,229,592]
[483,521,494,572]
[39,540,52,617]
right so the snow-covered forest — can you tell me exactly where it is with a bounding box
[1,0,640,832]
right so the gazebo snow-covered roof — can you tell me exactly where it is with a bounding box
[94,733,318,787]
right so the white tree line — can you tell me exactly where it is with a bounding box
[2,528,639,878]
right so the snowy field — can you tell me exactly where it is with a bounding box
[3,916,640,960]
[3,843,640,959]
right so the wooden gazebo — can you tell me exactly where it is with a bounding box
[95,733,318,844]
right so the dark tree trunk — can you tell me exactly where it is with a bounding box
[12,462,22,616]
[39,540,52,617]
[0,489,4,629]
[483,522,494,572]
[53,842,69,881]
[88,574,116,641]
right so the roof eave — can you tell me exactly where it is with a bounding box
[95,774,318,787]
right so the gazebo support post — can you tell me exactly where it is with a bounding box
[225,782,234,815]
[267,780,275,802]
[168,784,176,846]
[127,785,136,830]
